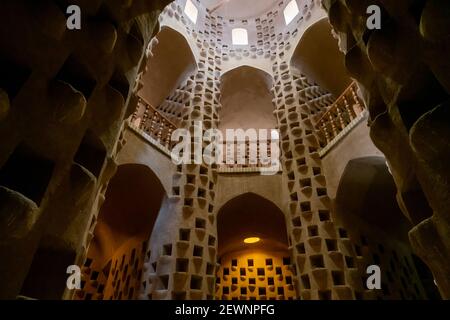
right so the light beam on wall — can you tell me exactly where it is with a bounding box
[185,0,198,24]
[232,28,249,46]
[284,0,299,25]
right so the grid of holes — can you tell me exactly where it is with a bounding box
[270,58,355,300]
[216,252,297,300]
[162,0,322,62]
[142,50,222,300]
[75,240,147,300]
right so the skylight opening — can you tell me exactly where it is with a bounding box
[232,28,248,46]
[284,0,299,25]
[185,0,198,24]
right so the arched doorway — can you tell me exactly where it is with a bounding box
[74,164,167,300]
[219,66,275,132]
[335,156,440,299]
[215,193,296,300]
[290,18,351,97]
[137,26,198,124]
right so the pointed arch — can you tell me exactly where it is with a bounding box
[217,192,288,256]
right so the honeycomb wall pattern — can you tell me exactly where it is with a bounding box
[322,0,450,298]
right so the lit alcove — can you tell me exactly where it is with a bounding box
[73,164,167,300]
[216,193,297,300]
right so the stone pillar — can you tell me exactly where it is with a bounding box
[141,53,221,300]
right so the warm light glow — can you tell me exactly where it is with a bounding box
[232,28,249,46]
[284,0,299,25]
[244,237,261,244]
[184,0,198,24]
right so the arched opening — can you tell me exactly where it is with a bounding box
[290,18,351,97]
[335,157,441,299]
[137,26,197,122]
[74,164,167,300]
[219,66,275,131]
[215,193,296,300]
[336,157,411,237]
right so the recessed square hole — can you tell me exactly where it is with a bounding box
[190,275,202,290]
[240,287,247,295]
[206,263,215,275]
[319,210,330,221]
[173,187,180,196]
[231,259,238,267]
[265,259,273,266]
[308,225,319,237]
[310,255,324,268]
[268,277,274,286]
[300,178,311,188]
[300,202,311,212]
[276,267,282,275]
[200,166,208,175]
[283,257,291,266]
[163,244,172,256]
[286,276,293,285]
[326,239,337,251]
[257,268,265,276]
[193,246,203,257]
[339,228,348,239]
[287,171,295,180]
[184,198,193,206]
[195,218,206,229]
[186,174,195,184]
[223,287,230,294]
[84,258,93,267]
[277,287,285,295]
[249,278,256,285]
[180,229,190,241]
[259,287,266,295]
[301,274,311,289]
[292,217,302,227]
[317,188,327,197]
[297,158,306,166]
[197,188,206,198]
[176,258,189,273]
[312,167,321,176]
[332,271,345,285]
[208,235,216,246]
[223,268,230,276]
[290,192,298,201]
[232,277,238,285]
[296,243,306,254]
[248,259,254,267]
